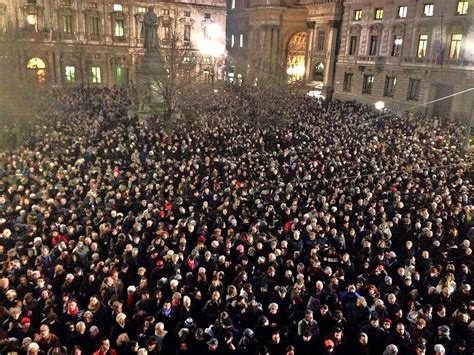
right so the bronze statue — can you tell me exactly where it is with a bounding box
[143,6,160,51]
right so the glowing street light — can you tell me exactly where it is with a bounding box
[375,101,385,112]
[27,13,37,26]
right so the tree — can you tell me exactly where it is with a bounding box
[139,10,202,122]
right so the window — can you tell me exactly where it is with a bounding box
[138,7,146,13]
[202,57,211,64]
[184,11,191,17]
[407,78,421,101]
[183,56,191,63]
[349,35,358,55]
[184,25,191,41]
[375,8,383,20]
[384,76,396,97]
[231,0,235,10]
[398,6,407,18]
[114,20,124,37]
[417,34,428,58]
[343,73,353,92]
[231,34,234,48]
[423,4,434,17]
[449,33,463,59]
[27,0,36,3]
[392,35,403,56]
[63,15,73,34]
[457,1,468,15]
[354,10,362,21]
[204,13,211,19]
[113,4,123,12]
[317,30,326,51]
[164,26,170,40]
[369,35,378,56]
[62,0,72,6]
[239,33,243,47]
[89,17,99,36]
[89,2,98,9]
[91,66,101,84]
[163,9,169,15]
[362,75,374,94]
[65,66,75,83]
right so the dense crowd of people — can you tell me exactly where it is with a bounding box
[0,86,472,355]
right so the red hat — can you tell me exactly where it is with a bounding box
[197,235,206,243]
[20,317,31,325]
[324,339,334,348]
[376,265,384,271]
[383,318,392,324]
[156,260,164,267]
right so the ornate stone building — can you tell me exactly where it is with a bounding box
[0,0,226,86]
[226,0,473,118]
[334,0,473,119]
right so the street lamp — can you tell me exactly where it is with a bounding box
[198,24,225,88]
[375,101,385,112]
[27,14,37,26]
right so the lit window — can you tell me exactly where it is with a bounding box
[384,76,396,97]
[449,33,463,59]
[163,9,169,15]
[114,20,124,37]
[417,34,428,57]
[456,1,468,15]
[398,6,407,18]
[362,75,374,94]
[354,10,362,21]
[343,73,353,92]
[183,56,191,63]
[184,11,191,17]
[89,2,98,9]
[184,25,191,41]
[202,57,211,64]
[392,35,403,56]
[204,13,211,19]
[239,33,243,47]
[65,66,75,83]
[26,13,37,26]
[231,34,234,48]
[375,8,383,20]
[91,66,101,84]
[231,0,235,10]
[138,7,146,13]
[423,4,434,17]
[164,26,170,40]
[63,15,73,34]
[113,4,123,12]
[407,78,421,101]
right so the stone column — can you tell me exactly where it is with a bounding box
[323,20,340,99]
[305,21,316,81]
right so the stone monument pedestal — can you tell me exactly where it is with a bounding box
[137,51,167,115]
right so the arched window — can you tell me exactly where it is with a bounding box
[27,57,46,83]
[286,32,307,83]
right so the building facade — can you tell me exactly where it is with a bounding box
[226,0,473,118]
[334,0,474,119]
[0,0,226,87]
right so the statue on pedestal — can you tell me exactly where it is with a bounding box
[142,6,160,51]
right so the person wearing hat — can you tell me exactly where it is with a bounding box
[18,317,36,342]
[323,339,335,353]
[205,337,222,354]
[238,328,258,355]
[433,325,452,354]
